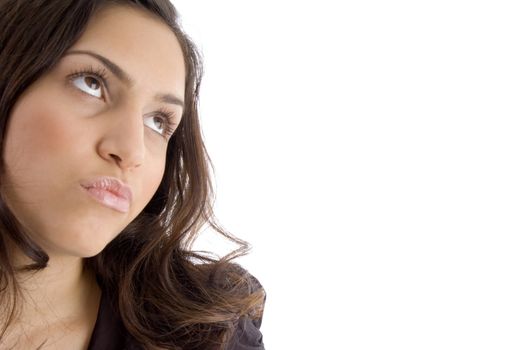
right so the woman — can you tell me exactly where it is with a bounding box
[0,0,265,349]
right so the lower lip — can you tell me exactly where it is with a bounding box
[82,186,130,213]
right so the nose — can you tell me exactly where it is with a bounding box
[97,104,145,170]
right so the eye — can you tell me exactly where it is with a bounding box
[72,75,102,98]
[144,108,177,138]
[68,66,108,99]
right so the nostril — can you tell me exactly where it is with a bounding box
[109,153,141,169]
[110,154,122,162]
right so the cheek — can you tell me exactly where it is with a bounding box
[142,157,166,202]
[4,92,84,173]
[128,151,166,217]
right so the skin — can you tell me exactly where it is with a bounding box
[0,4,186,349]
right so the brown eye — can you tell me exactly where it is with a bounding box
[85,76,100,90]
[144,114,167,136]
[144,111,176,139]
[71,74,103,98]
[153,116,165,130]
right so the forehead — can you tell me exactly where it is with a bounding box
[66,4,186,100]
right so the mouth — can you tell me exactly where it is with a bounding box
[80,176,133,213]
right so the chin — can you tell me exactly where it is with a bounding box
[80,246,108,258]
[52,243,107,260]
[50,231,119,259]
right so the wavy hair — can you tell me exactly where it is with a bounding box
[0,1,264,349]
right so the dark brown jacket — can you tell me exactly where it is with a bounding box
[87,273,265,350]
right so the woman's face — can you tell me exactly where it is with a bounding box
[2,5,186,258]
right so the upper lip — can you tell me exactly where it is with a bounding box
[80,176,133,203]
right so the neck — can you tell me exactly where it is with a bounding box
[0,244,102,349]
[2,241,101,328]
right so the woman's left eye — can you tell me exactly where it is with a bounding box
[144,116,166,135]
[144,114,172,136]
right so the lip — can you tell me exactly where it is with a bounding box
[80,176,133,213]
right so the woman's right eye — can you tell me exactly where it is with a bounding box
[71,75,103,99]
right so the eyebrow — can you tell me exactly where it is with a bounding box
[64,50,185,109]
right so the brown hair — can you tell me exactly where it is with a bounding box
[0,0,264,349]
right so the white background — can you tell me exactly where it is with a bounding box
[172,1,526,349]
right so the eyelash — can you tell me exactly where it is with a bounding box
[67,65,177,139]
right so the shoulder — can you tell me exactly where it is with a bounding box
[93,262,266,349]
[226,314,265,350]
[213,264,266,350]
